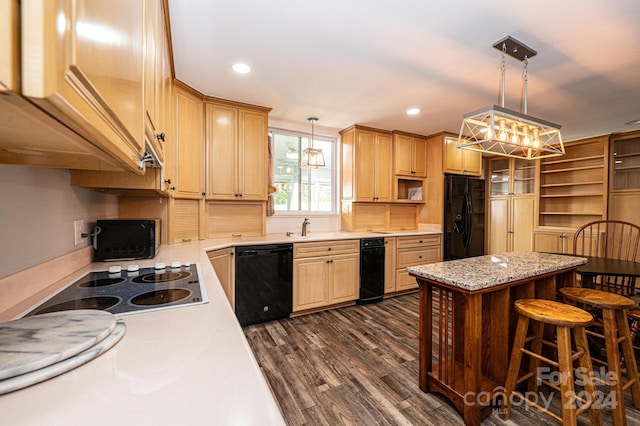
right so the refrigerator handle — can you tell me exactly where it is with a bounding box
[462,192,472,248]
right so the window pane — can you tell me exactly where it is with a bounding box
[272,130,335,213]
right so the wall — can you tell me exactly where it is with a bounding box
[0,165,118,278]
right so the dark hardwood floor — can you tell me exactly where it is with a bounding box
[243,293,640,425]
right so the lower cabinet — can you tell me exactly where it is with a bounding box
[293,240,359,312]
[384,237,397,294]
[393,234,442,292]
[207,247,234,308]
[533,229,575,254]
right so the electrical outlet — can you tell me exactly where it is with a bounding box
[74,220,85,246]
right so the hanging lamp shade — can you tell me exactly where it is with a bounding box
[302,117,325,168]
[457,36,564,160]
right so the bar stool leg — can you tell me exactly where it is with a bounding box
[500,315,530,420]
[527,320,544,394]
[602,308,626,426]
[556,326,578,426]
[616,309,640,408]
[573,324,603,426]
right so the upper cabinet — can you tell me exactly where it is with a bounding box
[608,130,640,223]
[172,82,204,198]
[205,99,270,201]
[20,0,146,173]
[443,135,482,176]
[341,125,392,202]
[393,131,427,177]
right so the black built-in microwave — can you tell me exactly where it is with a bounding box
[94,219,160,261]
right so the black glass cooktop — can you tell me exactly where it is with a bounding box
[26,263,208,316]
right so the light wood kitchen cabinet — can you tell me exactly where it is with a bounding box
[169,198,202,243]
[443,135,482,176]
[609,131,640,223]
[143,0,169,162]
[205,100,270,201]
[20,0,146,173]
[172,82,204,198]
[340,125,393,202]
[207,247,234,308]
[488,196,535,253]
[341,202,418,232]
[487,157,537,253]
[384,237,397,294]
[0,0,136,172]
[393,131,427,177]
[394,234,441,292]
[533,229,575,254]
[293,240,359,312]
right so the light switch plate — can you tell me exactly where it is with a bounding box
[74,220,85,246]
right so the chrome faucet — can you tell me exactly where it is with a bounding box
[301,218,310,237]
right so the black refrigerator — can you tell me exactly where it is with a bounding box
[444,174,485,260]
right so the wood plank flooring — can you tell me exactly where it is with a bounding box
[243,293,640,425]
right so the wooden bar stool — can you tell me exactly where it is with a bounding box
[560,287,640,426]
[500,299,602,425]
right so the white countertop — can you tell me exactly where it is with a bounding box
[407,251,587,291]
[0,230,440,425]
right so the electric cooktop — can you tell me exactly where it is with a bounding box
[26,262,208,317]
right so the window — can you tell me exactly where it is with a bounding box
[271,129,335,212]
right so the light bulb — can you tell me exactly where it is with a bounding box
[532,128,540,148]
[511,123,519,144]
[499,120,507,141]
[523,128,531,146]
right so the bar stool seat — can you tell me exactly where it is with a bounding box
[560,287,640,426]
[500,298,602,425]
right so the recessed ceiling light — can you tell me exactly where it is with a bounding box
[232,63,251,74]
[406,108,420,116]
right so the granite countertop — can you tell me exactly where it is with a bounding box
[407,251,587,291]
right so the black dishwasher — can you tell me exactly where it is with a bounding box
[358,238,385,304]
[234,244,293,326]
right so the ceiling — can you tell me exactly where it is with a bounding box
[168,0,640,141]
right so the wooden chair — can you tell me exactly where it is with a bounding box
[573,220,640,295]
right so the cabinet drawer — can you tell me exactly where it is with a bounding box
[396,234,441,249]
[397,247,440,268]
[294,239,359,258]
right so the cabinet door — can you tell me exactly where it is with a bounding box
[170,198,200,243]
[206,104,237,199]
[533,231,565,254]
[384,237,397,294]
[329,254,359,304]
[144,0,163,160]
[488,198,509,254]
[208,248,234,308]
[173,87,204,197]
[238,109,268,200]
[22,0,145,172]
[375,133,393,202]
[512,197,535,251]
[444,136,464,174]
[355,130,376,201]
[394,134,413,176]
[293,257,329,312]
[412,137,427,177]
[462,150,482,176]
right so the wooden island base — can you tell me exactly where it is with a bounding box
[409,252,586,426]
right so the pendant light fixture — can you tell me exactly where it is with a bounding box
[457,36,564,160]
[302,117,325,168]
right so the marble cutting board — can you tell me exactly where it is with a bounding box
[0,310,117,380]
[0,318,125,395]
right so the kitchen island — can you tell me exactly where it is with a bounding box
[408,251,587,426]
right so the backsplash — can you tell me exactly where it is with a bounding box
[0,165,118,278]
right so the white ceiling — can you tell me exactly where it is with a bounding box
[168,0,640,141]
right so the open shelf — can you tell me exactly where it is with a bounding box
[538,136,607,228]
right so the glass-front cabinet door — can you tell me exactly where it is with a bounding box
[490,158,536,196]
[613,137,640,190]
[513,159,536,195]
[489,158,510,196]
